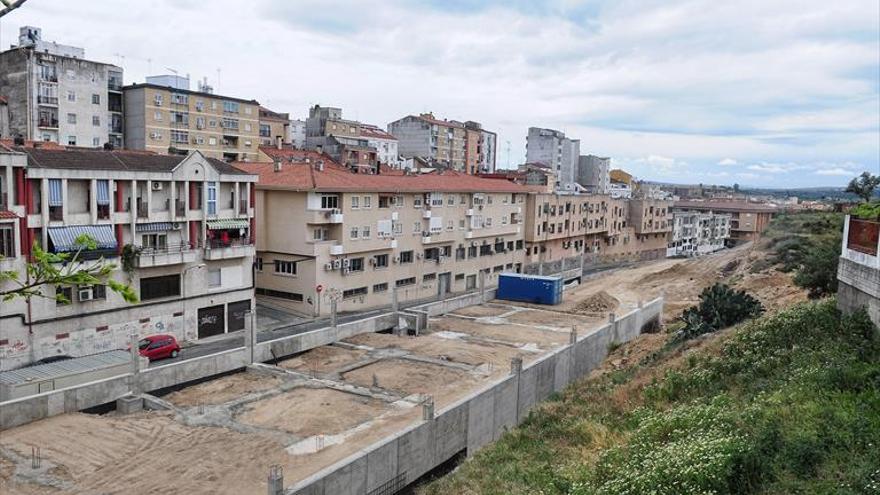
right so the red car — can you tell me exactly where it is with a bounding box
[136,334,181,361]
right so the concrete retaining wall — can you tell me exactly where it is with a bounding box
[286,297,664,495]
[408,289,497,318]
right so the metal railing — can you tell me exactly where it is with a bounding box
[137,242,192,256]
[205,238,253,249]
[37,96,58,105]
[38,118,59,128]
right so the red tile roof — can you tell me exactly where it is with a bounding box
[235,158,530,194]
[359,125,397,140]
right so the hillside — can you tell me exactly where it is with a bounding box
[419,299,880,494]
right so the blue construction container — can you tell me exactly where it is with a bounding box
[496,273,564,305]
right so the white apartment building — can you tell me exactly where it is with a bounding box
[526,127,580,192]
[0,144,257,370]
[667,210,730,257]
[360,124,400,168]
[577,155,610,194]
[0,26,124,148]
[288,119,306,148]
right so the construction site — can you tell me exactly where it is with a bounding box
[0,244,805,495]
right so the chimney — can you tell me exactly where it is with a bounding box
[276,135,282,150]
[315,160,324,172]
[13,135,25,146]
[273,158,282,172]
[316,144,323,155]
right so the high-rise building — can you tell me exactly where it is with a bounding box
[388,113,495,174]
[0,26,124,148]
[577,155,610,194]
[123,76,261,161]
[525,127,580,191]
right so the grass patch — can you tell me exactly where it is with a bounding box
[420,300,880,495]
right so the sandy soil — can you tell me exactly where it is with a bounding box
[342,359,479,406]
[163,372,283,407]
[278,346,367,374]
[449,304,514,318]
[236,387,388,436]
[502,308,603,329]
[430,317,570,348]
[346,331,524,369]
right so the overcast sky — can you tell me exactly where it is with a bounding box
[2,0,878,188]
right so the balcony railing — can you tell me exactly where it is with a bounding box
[206,238,253,249]
[38,118,59,128]
[139,242,192,256]
[38,96,58,105]
[108,81,123,91]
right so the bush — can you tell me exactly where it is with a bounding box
[674,284,764,342]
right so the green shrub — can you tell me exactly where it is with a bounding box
[674,283,764,342]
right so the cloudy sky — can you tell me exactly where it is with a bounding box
[2,0,878,187]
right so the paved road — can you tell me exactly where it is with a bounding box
[148,294,456,367]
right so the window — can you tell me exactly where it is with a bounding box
[171,130,189,143]
[447,195,454,206]
[208,137,217,146]
[92,137,100,147]
[394,195,404,207]
[361,226,371,239]
[67,113,77,124]
[374,254,388,268]
[92,115,100,126]
[208,269,221,288]
[413,197,423,208]
[447,220,454,231]
[423,273,436,282]
[67,91,76,102]
[209,119,217,128]
[195,100,204,112]
[350,227,359,239]
[351,196,359,209]
[206,181,217,215]
[363,196,371,208]
[154,93,163,106]
[400,250,414,263]
[413,222,421,233]
[274,260,296,275]
[142,233,167,250]
[313,228,328,241]
[154,111,163,121]
[459,219,466,230]
[373,282,388,293]
[343,287,368,299]
[171,93,188,105]
[255,257,263,271]
[79,284,107,301]
[393,222,403,235]
[349,257,364,272]
[55,286,72,306]
[140,274,181,301]
[223,101,240,113]
[91,94,100,105]
[321,195,339,210]
[396,277,416,287]
[244,123,252,132]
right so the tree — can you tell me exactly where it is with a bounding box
[845,172,880,202]
[674,283,764,342]
[733,183,740,193]
[0,234,137,303]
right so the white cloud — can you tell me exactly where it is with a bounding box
[717,158,738,166]
[815,167,857,176]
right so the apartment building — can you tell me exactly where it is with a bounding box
[237,146,527,316]
[303,105,383,169]
[388,113,494,174]
[674,200,776,244]
[0,26,124,148]
[123,77,260,162]
[360,124,400,168]
[667,210,730,257]
[0,144,257,370]
[577,155,610,194]
[258,106,290,146]
[0,96,10,138]
[288,119,306,148]
[525,127,580,191]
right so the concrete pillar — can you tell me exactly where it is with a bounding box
[89,178,97,224]
[267,465,283,495]
[129,333,141,395]
[478,270,486,302]
[391,286,399,313]
[609,312,618,344]
[245,309,255,364]
[569,327,578,345]
[422,395,435,421]
[510,356,523,375]
[330,299,338,328]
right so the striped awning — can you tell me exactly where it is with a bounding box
[96,180,110,205]
[136,222,175,233]
[208,219,249,230]
[48,179,63,207]
[48,225,117,252]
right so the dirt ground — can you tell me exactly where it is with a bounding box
[448,304,512,318]
[342,359,479,405]
[345,331,525,369]
[278,345,367,374]
[163,372,283,407]
[236,387,388,436]
[430,316,570,348]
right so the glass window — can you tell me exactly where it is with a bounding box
[206,181,217,215]
[208,269,221,288]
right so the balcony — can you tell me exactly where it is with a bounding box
[137,201,148,219]
[329,243,344,256]
[38,118,59,129]
[239,199,249,216]
[175,200,186,218]
[38,96,58,106]
[203,238,255,260]
[306,209,343,224]
[422,209,432,219]
[135,243,197,268]
[108,81,123,92]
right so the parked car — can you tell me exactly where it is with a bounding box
[136,334,180,361]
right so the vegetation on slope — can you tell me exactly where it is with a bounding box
[763,212,843,298]
[674,283,763,342]
[420,300,880,495]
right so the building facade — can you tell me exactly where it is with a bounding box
[0,26,124,148]
[388,113,494,174]
[837,214,880,328]
[360,124,400,168]
[667,210,730,257]
[577,155,610,194]
[238,147,527,316]
[525,127,580,191]
[258,106,290,146]
[673,201,776,245]
[123,81,261,162]
[288,119,306,148]
[0,145,257,370]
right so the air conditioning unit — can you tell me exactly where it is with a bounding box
[393,255,400,263]
[416,252,423,259]
[332,259,342,269]
[171,222,181,230]
[78,287,94,302]
[478,204,484,210]
[369,257,376,266]
[342,258,351,268]
[422,231,431,237]
[151,182,163,191]
[343,268,351,275]
[324,262,333,271]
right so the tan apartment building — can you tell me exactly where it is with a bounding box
[0,143,257,370]
[389,113,495,173]
[123,82,261,162]
[258,106,290,146]
[674,200,776,244]
[236,147,528,316]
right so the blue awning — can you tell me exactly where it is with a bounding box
[48,179,63,207]
[96,180,110,205]
[48,225,117,252]
[135,222,174,232]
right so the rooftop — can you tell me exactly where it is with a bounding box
[674,200,779,213]
[123,82,259,106]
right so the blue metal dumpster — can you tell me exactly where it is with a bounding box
[496,273,563,305]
